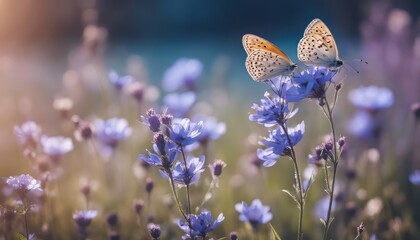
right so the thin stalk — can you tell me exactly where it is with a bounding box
[279,123,304,240]
[322,96,339,240]
[167,170,188,221]
[23,200,29,240]
[180,147,192,215]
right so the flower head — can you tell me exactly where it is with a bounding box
[139,137,179,170]
[176,210,224,239]
[235,199,272,231]
[348,85,394,110]
[40,135,74,158]
[409,170,420,185]
[141,109,161,132]
[73,210,98,238]
[257,121,305,167]
[148,223,161,239]
[194,115,226,144]
[94,118,132,147]
[249,92,297,126]
[168,118,203,147]
[14,121,42,147]
[4,174,42,199]
[161,155,205,187]
[347,111,379,140]
[162,58,203,92]
[108,70,133,90]
[163,92,196,118]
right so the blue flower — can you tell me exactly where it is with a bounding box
[249,91,297,126]
[161,155,205,187]
[176,210,224,239]
[194,115,226,143]
[348,85,394,110]
[139,136,179,170]
[94,118,132,147]
[235,199,273,231]
[347,111,378,139]
[162,58,203,92]
[163,92,196,118]
[140,109,161,132]
[279,66,335,102]
[315,196,336,220]
[409,170,420,185]
[73,210,98,227]
[40,135,74,157]
[14,121,42,147]
[108,70,133,90]
[168,118,203,147]
[257,122,305,167]
[4,174,42,199]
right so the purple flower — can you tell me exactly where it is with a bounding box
[409,170,420,185]
[315,196,336,220]
[140,109,161,132]
[347,111,378,139]
[257,121,305,167]
[139,138,179,170]
[40,135,74,158]
[235,199,272,231]
[249,92,298,127]
[161,155,205,187]
[147,223,161,239]
[108,70,133,90]
[73,210,98,238]
[162,58,203,92]
[348,85,394,110]
[168,118,203,147]
[14,121,42,147]
[163,91,196,118]
[194,115,226,144]
[176,210,224,239]
[5,174,42,199]
[94,118,132,147]
[278,66,335,102]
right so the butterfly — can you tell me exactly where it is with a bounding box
[243,34,297,82]
[297,18,343,70]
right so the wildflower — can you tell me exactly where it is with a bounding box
[235,199,272,231]
[162,58,203,92]
[348,85,394,110]
[127,81,145,102]
[5,174,43,199]
[257,122,305,167]
[133,199,144,215]
[139,136,179,170]
[163,92,196,118]
[230,232,239,240]
[249,92,297,126]
[145,177,154,193]
[40,135,74,161]
[411,102,420,121]
[106,212,118,227]
[279,66,335,102]
[108,70,133,90]
[176,210,224,239]
[14,121,42,147]
[161,155,205,187]
[95,118,132,148]
[209,159,226,178]
[315,196,336,220]
[53,97,74,118]
[168,118,203,147]
[194,115,226,144]
[148,223,161,239]
[141,109,161,133]
[73,210,98,239]
[409,170,420,185]
[347,111,378,139]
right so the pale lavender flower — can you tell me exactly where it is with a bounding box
[347,111,378,139]
[40,135,73,159]
[160,155,205,187]
[4,174,42,199]
[163,92,196,118]
[168,118,203,147]
[73,210,98,239]
[14,121,42,147]
[94,118,132,147]
[235,199,272,231]
[162,58,203,92]
[409,170,420,185]
[194,115,226,144]
[108,70,134,90]
[348,85,394,110]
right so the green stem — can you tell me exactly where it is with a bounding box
[23,200,29,240]
[167,170,188,221]
[322,96,339,240]
[280,123,304,240]
[180,147,192,215]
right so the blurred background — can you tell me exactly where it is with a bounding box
[1,0,420,239]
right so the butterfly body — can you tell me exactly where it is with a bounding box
[243,34,297,82]
[297,18,343,71]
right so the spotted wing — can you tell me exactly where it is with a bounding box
[242,34,294,65]
[245,49,294,82]
[298,18,339,66]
